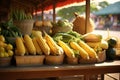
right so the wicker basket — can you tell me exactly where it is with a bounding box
[79,57,97,64]
[15,55,45,66]
[14,20,34,35]
[45,55,64,65]
[65,57,78,65]
[79,50,106,64]
[52,26,72,35]
[97,50,106,63]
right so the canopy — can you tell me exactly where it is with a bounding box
[93,1,120,15]
[37,0,85,11]
[7,0,86,14]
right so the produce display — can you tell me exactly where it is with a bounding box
[0,16,119,66]
[10,9,32,21]
[0,35,14,58]
[52,19,73,28]
[0,19,22,38]
[34,20,53,35]
[52,19,73,35]
[82,33,108,54]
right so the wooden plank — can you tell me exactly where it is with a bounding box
[0,60,120,80]
[53,1,56,22]
[85,0,90,34]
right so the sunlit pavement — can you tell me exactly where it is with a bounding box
[93,30,120,39]
[104,73,120,80]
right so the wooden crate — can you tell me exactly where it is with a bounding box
[45,55,64,65]
[15,55,45,66]
[0,57,12,67]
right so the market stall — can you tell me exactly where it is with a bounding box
[0,0,120,80]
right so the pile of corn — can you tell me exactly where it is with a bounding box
[15,30,100,62]
[15,31,64,56]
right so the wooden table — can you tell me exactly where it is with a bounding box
[0,60,120,80]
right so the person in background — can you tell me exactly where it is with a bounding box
[104,17,112,30]
[112,16,118,30]
[95,16,105,30]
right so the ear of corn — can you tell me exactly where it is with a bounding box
[86,42,100,48]
[44,33,63,55]
[70,41,89,60]
[24,45,29,55]
[78,40,98,59]
[32,37,42,55]
[24,35,36,55]
[36,34,50,55]
[15,37,26,56]
[21,38,29,55]
[58,40,75,58]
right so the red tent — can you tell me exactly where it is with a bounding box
[37,0,85,11]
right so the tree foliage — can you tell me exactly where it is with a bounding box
[57,1,109,20]
[57,5,85,20]
[99,1,109,8]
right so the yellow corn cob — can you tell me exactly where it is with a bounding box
[15,37,26,56]
[24,43,29,55]
[32,37,42,55]
[58,40,75,58]
[78,40,98,59]
[21,38,29,55]
[70,41,89,60]
[36,35,50,55]
[24,35,36,55]
[86,42,100,48]
[44,33,63,55]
